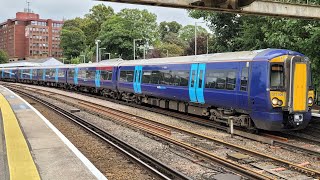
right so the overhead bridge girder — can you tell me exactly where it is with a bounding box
[101,0,320,20]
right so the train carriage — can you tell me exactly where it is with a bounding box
[67,60,122,97]
[36,66,70,87]
[1,67,18,82]
[0,49,313,131]
[118,49,314,131]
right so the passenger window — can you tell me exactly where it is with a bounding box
[226,71,236,90]
[126,71,134,82]
[198,70,203,88]
[191,71,195,87]
[150,71,162,84]
[107,71,113,81]
[120,71,127,81]
[142,71,151,84]
[241,67,249,91]
[205,70,237,90]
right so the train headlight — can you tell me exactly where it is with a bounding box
[277,100,283,106]
[272,98,279,106]
[308,97,313,105]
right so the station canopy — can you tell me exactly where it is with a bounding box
[0,57,64,68]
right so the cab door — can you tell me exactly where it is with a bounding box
[189,63,206,104]
[133,66,142,94]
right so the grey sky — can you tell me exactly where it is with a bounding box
[0,0,209,30]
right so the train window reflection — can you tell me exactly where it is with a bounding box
[270,64,284,88]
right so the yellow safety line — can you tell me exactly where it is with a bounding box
[0,94,40,180]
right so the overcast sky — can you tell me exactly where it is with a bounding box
[0,0,209,30]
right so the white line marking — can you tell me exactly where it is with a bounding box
[1,86,107,180]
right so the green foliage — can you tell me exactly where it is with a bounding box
[71,57,81,64]
[98,9,158,60]
[189,10,320,86]
[178,25,208,42]
[60,27,86,59]
[155,42,184,57]
[0,50,8,64]
[159,21,182,40]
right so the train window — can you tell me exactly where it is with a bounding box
[107,71,113,81]
[32,69,37,77]
[205,70,236,90]
[177,71,189,87]
[150,71,162,84]
[142,71,151,84]
[120,71,126,81]
[86,70,95,79]
[226,71,236,90]
[126,71,134,82]
[198,70,204,88]
[120,70,134,82]
[58,70,65,77]
[191,71,195,87]
[100,71,112,81]
[68,69,74,78]
[270,64,284,89]
[162,71,173,85]
[38,70,43,77]
[241,67,249,91]
[78,70,86,79]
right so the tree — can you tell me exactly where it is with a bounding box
[98,9,158,60]
[189,11,240,52]
[84,4,115,48]
[178,25,208,42]
[0,50,8,64]
[71,57,81,64]
[60,27,86,59]
[186,33,208,55]
[155,42,184,57]
[159,21,182,40]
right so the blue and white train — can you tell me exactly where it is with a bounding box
[0,49,314,131]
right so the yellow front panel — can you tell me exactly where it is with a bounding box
[293,64,307,111]
[270,91,286,107]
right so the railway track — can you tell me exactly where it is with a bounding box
[12,88,190,180]
[4,82,320,158]
[7,84,320,179]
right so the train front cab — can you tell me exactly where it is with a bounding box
[251,55,313,131]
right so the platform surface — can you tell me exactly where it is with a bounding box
[0,85,106,180]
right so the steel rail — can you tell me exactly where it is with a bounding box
[12,88,191,180]
[5,83,320,162]
[75,99,320,178]
[10,86,273,180]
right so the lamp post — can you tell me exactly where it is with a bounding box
[207,35,209,54]
[164,49,169,57]
[95,40,101,62]
[99,48,106,61]
[105,53,111,60]
[80,55,86,63]
[133,39,142,60]
[195,22,205,55]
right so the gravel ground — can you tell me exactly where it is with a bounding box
[9,83,320,178]
[19,94,161,180]
[21,88,244,179]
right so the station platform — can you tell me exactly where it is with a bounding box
[0,85,107,180]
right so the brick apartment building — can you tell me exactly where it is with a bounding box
[0,12,64,61]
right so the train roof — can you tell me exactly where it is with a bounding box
[119,49,305,66]
[75,58,123,68]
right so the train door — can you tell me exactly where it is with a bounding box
[189,63,206,104]
[238,62,250,111]
[133,66,142,94]
[95,70,101,88]
[74,67,79,85]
